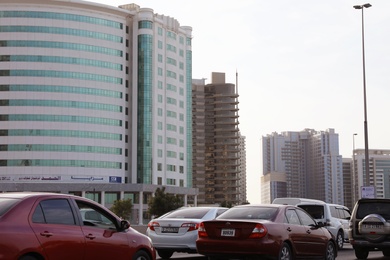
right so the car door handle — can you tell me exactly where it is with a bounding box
[286,227,292,232]
[86,234,96,240]
[40,231,53,237]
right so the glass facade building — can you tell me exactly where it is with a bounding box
[0,0,196,221]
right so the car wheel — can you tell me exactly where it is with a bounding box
[336,230,344,250]
[354,247,369,260]
[132,251,151,260]
[157,250,174,259]
[325,242,336,260]
[278,242,292,260]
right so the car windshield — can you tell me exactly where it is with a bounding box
[0,198,21,216]
[163,208,211,219]
[298,205,324,219]
[356,202,390,220]
[217,207,278,220]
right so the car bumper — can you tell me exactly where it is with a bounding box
[196,238,280,257]
[350,239,390,248]
[147,230,198,251]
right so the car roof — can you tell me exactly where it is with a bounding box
[232,204,289,209]
[273,197,326,205]
[357,198,390,203]
[0,192,67,198]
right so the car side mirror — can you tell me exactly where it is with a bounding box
[120,220,130,230]
[316,221,325,228]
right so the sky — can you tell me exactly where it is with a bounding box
[90,0,390,204]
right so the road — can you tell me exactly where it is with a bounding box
[160,243,390,260]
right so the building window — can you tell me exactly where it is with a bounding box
[157,163,162,171]
[138,20,153,29]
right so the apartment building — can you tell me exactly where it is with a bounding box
[261,128,343,204]
[192,73,242,205]
[353,149,390,200]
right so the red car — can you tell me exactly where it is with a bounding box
[196,204,337,260]
[0,192,156,260]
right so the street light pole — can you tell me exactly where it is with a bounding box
[353,3,371,187]
[352,133,357,203]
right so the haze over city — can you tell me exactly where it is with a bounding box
[91,0,390,203]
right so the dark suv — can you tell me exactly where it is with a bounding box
[348,198,390,259]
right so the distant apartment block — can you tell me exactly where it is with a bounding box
[238,134,247,204]
[342,158,354,209]
[192,73,242,205]
[353,149,390,200]
[261,129,343,204]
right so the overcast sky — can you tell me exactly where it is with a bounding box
[91,0,390,203]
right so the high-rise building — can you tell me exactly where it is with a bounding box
[261,128,343,204]
[0,0,196,223]
[353,149,390,200]
[238,134,247,204]
[192,72,242,205]
[342,158,354,209]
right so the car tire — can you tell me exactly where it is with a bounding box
[278,242,292,260]
[354,247,369,260]
[325,242,336,260]
[132,251,151,260]
[157,250,174,259]
[336,230,344,250]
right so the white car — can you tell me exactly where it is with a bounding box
[273,197,350,250]
[146,206,228,259]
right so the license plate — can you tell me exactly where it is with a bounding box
[363,224,383,229]
[221,228,235,237]
[162,227,179,233]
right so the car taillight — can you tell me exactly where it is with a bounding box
[181,222,199,232]
[147,221,160,231]
[198,222,208,237]
[249,223,267,239]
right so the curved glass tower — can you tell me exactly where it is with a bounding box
[0,2,128,183]
[0,1,193,191]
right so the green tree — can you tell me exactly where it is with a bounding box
[220,201,233,208]
[110,198,133,220]
[148,187,183,217]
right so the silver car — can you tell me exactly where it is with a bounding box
[146,206,228,259]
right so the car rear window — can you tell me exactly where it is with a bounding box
[0,198,20,216]
[297,205,324,219]
[356,202,390,220]
[217,207,278,220]
[163,208,210,219]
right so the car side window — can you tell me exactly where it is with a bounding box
[330,206,339,218]
[286,209,300,225]
[296,208,316,226]
[76,201,116,229]
[343,208,351,219]
[217,208,228,217]
[32,199,76,225]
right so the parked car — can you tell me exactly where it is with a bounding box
[348,198,390,259]
[0,192,156,260]
[328,203,351,242]
[196,204,337,260]
[272,197,349,249]
[146,206,228,259]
